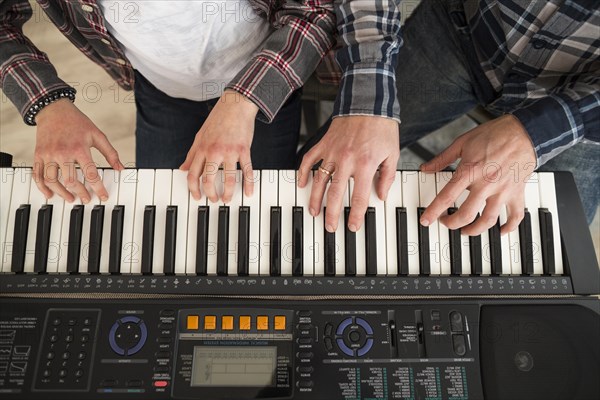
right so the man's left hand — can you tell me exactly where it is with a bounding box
[298,116,400,233]
[420,114,537,236]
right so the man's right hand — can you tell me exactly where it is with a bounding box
[34,99,124,203]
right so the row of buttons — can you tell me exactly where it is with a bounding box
[186,315,287,331]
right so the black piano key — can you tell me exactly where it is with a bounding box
[469,214,483,275]
[87,205,104,274]
[33,204,53,273]
[417,207,430,275]
[519,208,534,275]
[141,205,156,274]
[488,218,502,275]
[396,207,409,275]
[448,207,462,276]
[344,207,356,276]
[238,206,250,276]
[108,205,125,274]
[270,207,282,276]
[216,206,229,276]
[66,205,84,273]
[539,208,555,275]
[195,206,209,275]
[324,207,336,277]
[163,206,178,275]
[11,204,30,273]
[365,207,377,276]
[292,207,303,276]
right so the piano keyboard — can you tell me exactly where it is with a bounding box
[0,168,598,296]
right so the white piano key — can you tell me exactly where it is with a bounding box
[334,181,349,276]
[116,169,137,274]
[419,172,441,275]
[314,171,325,276]
[538,173,563,275]
[206,170,224,275]
[45,190,65,273]
[57,170,83,273]
[152,170,172,274]
[243,170,261,276]
[384,171,402,276]
[279,170,296,276]
[0,168,15,271]
[171,170,190,275]
[2,168,30,272]
[371,172,387,276]
[525,173,543,275]
[131,169,155,274]
[227,170,243,276]
[479,203,492,275]
[98,169,120,274]
[402,171,420,276]
[499,204,512,275]
[436,171,452,275]
[455,189,472,276]
[259,170,278,275]
[296,171,314,276]
[24,173,49,273]
[349,178,365,276]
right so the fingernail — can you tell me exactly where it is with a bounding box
[101,195,108,202]
[309,208,316,216]
[326,224,334,232]
[420,218,429,226]
[349,224,357,232]
[82,198,90,204]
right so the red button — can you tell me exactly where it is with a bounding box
[154,380,169,388]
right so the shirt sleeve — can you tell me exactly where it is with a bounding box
[226,0,336,123]
[511,72,600,167]
[0,0,74,123]
[332,0,402,123]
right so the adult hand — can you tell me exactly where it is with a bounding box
[34,99,124,203]
[420,114,537,236]
[298,116,400,232]
[180,90,258,203]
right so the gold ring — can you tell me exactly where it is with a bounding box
[319,166,333,176]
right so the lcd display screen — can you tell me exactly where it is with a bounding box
[191,346,277,387]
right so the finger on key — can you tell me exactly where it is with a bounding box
[298,146,322,188]
[348,171,374,232]
[324,166,350,232]
[45,161,74,202]
[377,155,398,201]
[79,153,108,201]
[187,152,205,201]
[92,131,124,171]
[502,195,525,235]
[308,160,333,217]
[240,152,254,197]
[33,157,53,199]
[202,159,222,203]
[462,194,502,236]
[61,161,89,203]
[441,190,486,230]
[420,165,470,226]
[222,159,238,204]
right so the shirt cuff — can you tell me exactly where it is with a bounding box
[225,56,295,124]
[511,95,584,167]
[332,61,400,123]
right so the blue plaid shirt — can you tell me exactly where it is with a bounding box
[333,0,599,167]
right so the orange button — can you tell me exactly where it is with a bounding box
[257,316,269,330]
[204,315,216,330]
[222,315,234,330]
[186,315,199,330]
[239,316,251,331]
[274,315,286,331]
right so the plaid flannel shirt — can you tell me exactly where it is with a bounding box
[0,0,337,124]
[464,0,600,166]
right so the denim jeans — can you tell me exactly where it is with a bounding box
[302,0,599,223]
[134,70,302,170]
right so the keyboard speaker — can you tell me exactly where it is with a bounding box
[480,305,599,400]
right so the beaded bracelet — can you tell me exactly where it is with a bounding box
[24,88,77,126]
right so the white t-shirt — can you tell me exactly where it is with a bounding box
[98,1,272,100]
